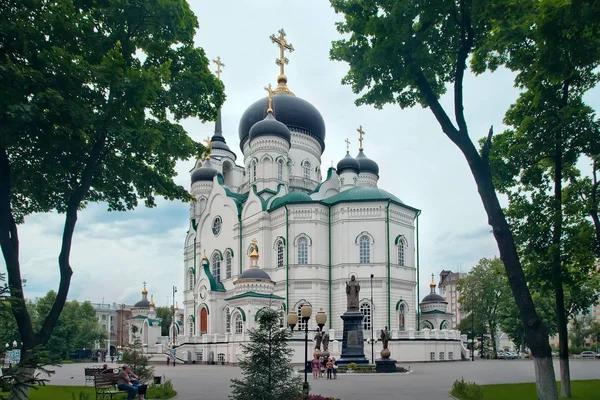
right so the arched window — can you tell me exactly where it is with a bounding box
[302,161,311,180]
[399,302,406,331]
[359,235,370,263]
[225,307,231,333]
[276,240,285,268]
[297,237,308,265]
[225,250,232,279]
[252,161,257,182]
[360,302,372,330]
[398,239,405,266]
[279,305,286,328]
[277,159,284,181]
[212,252,221,282]
[188,269,194,291]
[235,313,243,334]
[297,303,308,331]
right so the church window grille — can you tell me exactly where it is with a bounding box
[398,239,405,266]
[217,353,225,362]
[188,269,194,291]
[302,161,311,180]
[297,303,308,331]
[276,240,284,268]
[196,351,203,362]
[359,235,370,263]
[439,352,444,361]
[360,302,372,330]
[212,216,222,236]
[277,159,284,181]
[235,314,243,334]
[225,307,231,333]
[448,352,454,360]
[297,237,308,265]
[225,250,232,279]
[430,352,435,361]
[252,161,257,182]
[212,252,221,282]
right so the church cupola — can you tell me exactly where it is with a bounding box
[207,57,237,162]
[355,126,379,187]
[245,84,291,192]
[336,138,359,192]
[232,240,275,295]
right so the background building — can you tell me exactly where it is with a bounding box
[438,270,468,328]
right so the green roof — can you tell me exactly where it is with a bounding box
[225,291,285,301]
[269,191,313,210]
[322,187,404,206]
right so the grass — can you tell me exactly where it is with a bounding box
[456,380,600,400]
[1,382,177,400]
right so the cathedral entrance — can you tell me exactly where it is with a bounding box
[200,308,208,334]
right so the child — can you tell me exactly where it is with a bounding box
[312,357,319,379]
[326,358,333,380]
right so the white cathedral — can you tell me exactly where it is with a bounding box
[178,31,464,364]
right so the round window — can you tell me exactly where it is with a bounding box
[212,216,222,236]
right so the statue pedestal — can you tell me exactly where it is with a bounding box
[336,311,369,366]
[375,357,397,373]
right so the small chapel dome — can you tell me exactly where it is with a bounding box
[191,159,217,183]
[421,292,446,303]
[249,112,291,145]
[269,191,312,210]
[336,152,360,175]
[237,268,272,281]
[134,283,151,308]
[356,150,379,176]
[239,95,326,152]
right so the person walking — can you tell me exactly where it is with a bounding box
[311,356,319,380]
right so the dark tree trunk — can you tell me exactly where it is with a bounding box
[554,82,571,398]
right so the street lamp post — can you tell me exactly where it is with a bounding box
[172,285,177,357]
[288,305,327,400]
[471,287,475,362]
[370,273,374,364]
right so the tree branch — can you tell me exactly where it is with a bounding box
[481,126,494,163]
[454,0,474,135]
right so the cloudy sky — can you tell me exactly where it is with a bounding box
[3,0,599,310]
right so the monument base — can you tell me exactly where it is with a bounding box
[375,357,397,373]
[336,311,369,366]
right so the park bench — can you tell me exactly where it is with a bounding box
[84,367,105,386]
[94,372,127,400]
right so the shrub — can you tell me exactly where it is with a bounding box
[347,362,357,370]
[147,380,177,399]
[451,378,483,400]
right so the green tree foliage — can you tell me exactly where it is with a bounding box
[121,325,154,384]
[0,2,223,397]
[568,315,595,349]
[457,258,511,358]
[230,308,302,400]
[155,307,173,337]
[478,1,600,396]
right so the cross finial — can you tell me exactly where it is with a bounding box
[212,56,225,80]
[357,125,365,151]
[203,136,212,160]
[345,138,351,153]
[264,83,274,113]
[270,29,294,77]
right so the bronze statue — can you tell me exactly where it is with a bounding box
[380,326,390,350]
[322,331,330,352]
[314,329,322,350]
[346,275,360,311]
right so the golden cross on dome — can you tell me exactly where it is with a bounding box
[270,29,294,77]
[345,138,351,153]
[212,56,225,79]
[264,83,274,113]
[357,125,365,151]
[203,136,212,160]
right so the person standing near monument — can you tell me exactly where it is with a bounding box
[345,275,360,311]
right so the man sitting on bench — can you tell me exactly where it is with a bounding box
[117,366,139,400]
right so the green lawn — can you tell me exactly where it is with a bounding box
[2,384,176,400]
[476,380,600,400]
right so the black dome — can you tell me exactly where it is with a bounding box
[210,139,232,151]
[356,150,379,176]
[134,299,150,308]
[191,159,217,183]
[239,95,326,152]
[336,152,360,175]
[421,293,446,303]
[249,113,291,145]
[237,268,272,281]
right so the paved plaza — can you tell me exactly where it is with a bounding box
[47,359,600,400]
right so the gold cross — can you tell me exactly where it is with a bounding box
[143,281,147,288]
[212,56,225,79]
[203,136,212,160]
[264,83,274,113]
[357,125,365,151]
[270,29,294,77]
[345,138,351,153]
